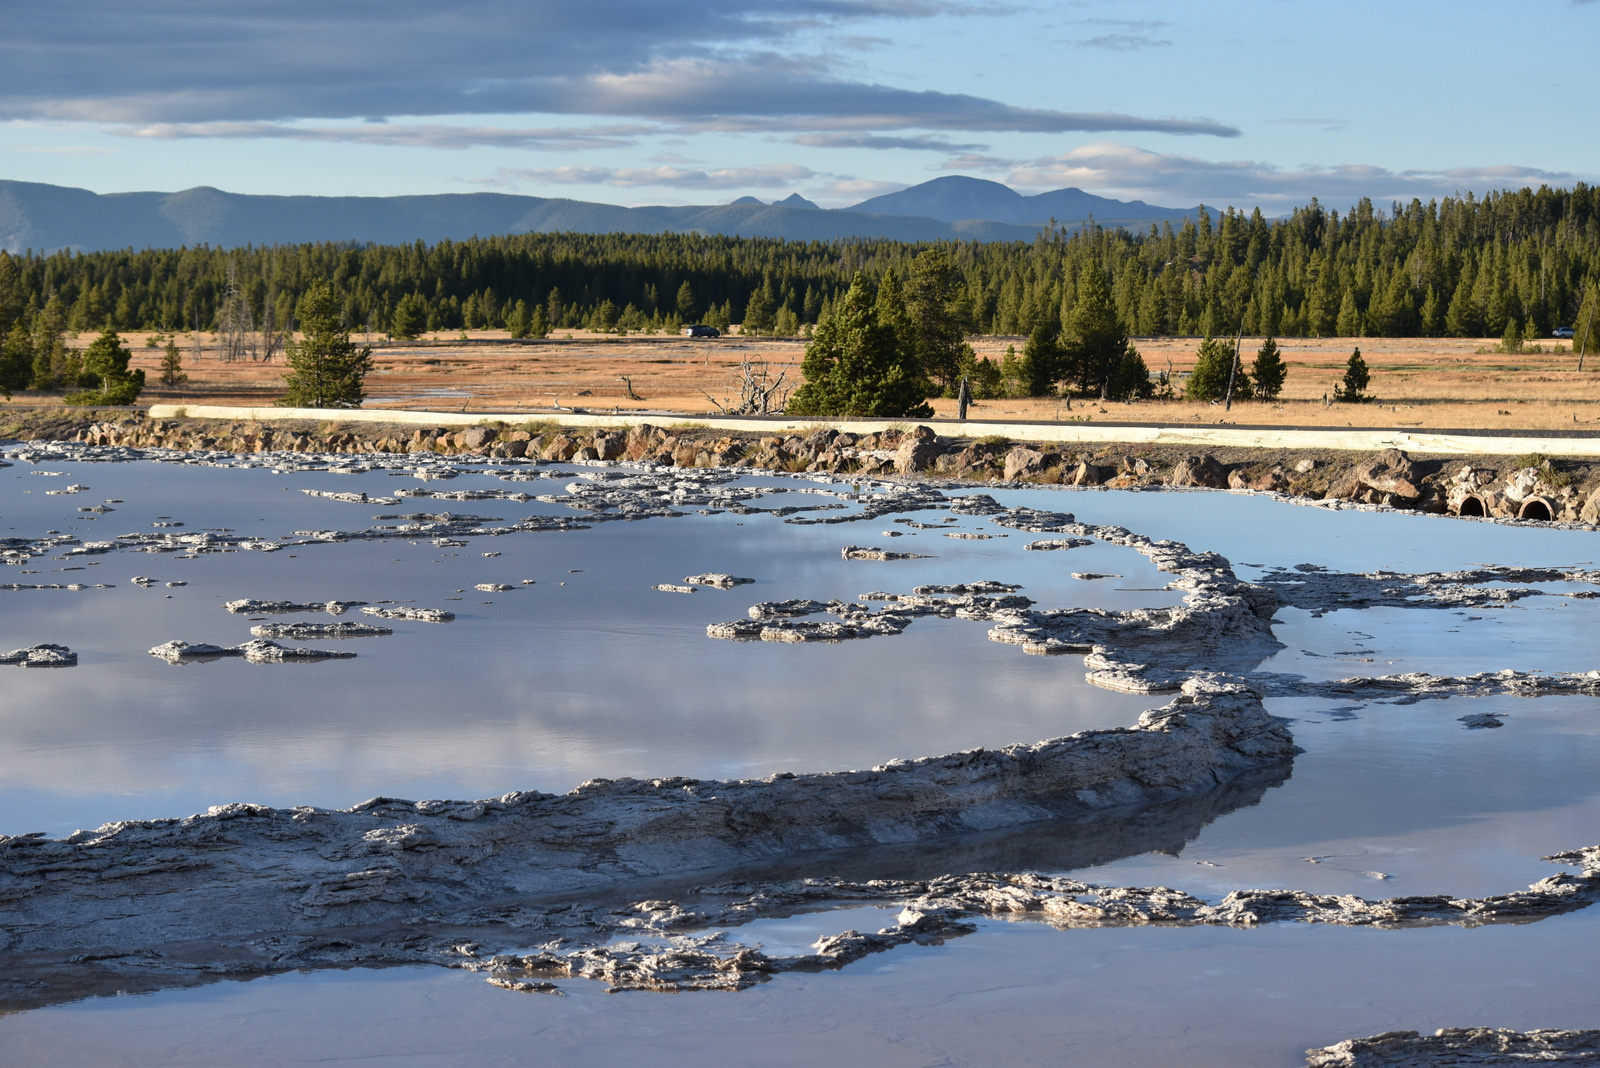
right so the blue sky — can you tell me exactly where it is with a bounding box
[1,0,1595,213]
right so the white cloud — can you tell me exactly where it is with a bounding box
[1000,142,1583,212]
[803,177,908,204]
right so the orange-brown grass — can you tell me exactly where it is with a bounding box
[10,330,1600,433]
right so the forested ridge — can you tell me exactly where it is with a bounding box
[3,185,1600,346]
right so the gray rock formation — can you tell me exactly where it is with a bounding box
[1304,1027,1600,1066]
[248,622,393,639]
[0,644,77,667]
[225,599,366,615]
[1003,447,1053,482]
[148,639,357,663]
[1168,454,1229,488]
[840,545,934,561]
[683,573,755,588]
[895,426,943,475]
[1329,448,1422,502]
[361,606,456,622]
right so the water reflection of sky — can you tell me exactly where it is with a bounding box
[4,460,1179,836]
[5,459,1600,1064]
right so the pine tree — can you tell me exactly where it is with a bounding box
[0,323,31,398]
[1574,286,1600,365]
[158,338,188,388]
[1500,317,1523,354]
[787,273,932,418]
[1062,263,1129,397]
[741,281,774,336]
[1335,289,1363,336]
[1020,322,1062,396]
[675,281,697,323]
[280,280,373,409]
[772,304,799,337]
[29,295,69,390]
[1334,347,1371,402]
[1184,336,1249,401]
[905,247,971,393]
[64,325,144,406]
[505,299,533,338]
[1251,337,1287,400]
[528,304,551,338]
[390,292,427,340]
[1108,347,1154,401]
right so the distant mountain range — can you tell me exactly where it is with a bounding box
[0,175,1199,254]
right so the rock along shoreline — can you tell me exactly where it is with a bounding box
[6,408,1600,524]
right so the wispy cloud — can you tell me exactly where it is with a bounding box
[792,132,985,151]
[1059,17,1172,49]
[936,152,1020,171]
[1075,33,1171,50]
[484,163,817,190]
[116,121,652,151]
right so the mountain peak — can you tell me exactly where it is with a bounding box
[846,175,1191,227]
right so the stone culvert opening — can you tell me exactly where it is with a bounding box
[1518,497,1554,522]
[1456,494,1486,517]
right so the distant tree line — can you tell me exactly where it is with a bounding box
[4,184,1600,401]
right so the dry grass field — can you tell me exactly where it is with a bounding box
[13,329,1600,432]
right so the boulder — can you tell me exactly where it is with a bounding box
[1582,486,1600,524]
[1065,461,1109,486]
[1003,447,1048,481]
[593,432,626,461]
[1352,448,1421,499]
[895,426,942,475]
[458,426,497,450]
[1248,466,1290,493]
[1501,466,1543,503]
[1168,454,1228,489]
[541,434,578,461]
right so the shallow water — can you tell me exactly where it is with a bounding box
[2,454,1597,1064]
[7,911,1599,1067]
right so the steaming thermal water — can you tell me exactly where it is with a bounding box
[1,459,1596,1065]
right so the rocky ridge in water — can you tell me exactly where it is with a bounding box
[0,677,1293,961]
[1304,1027,1600,1066]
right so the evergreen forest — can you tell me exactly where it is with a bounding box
[3,187,1600,371]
